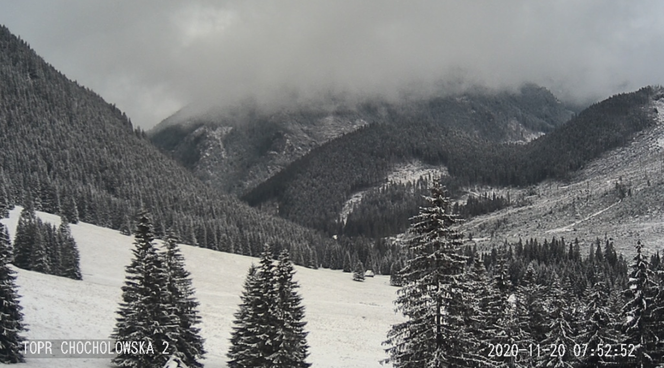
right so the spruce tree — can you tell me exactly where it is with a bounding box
[537,274,578,368]
[162,230,205,368]
[111,211,174,368]
[12,206,37,269]
[62,195,79,224]
[577,274,624,368]
[342,252,352,273]
[228,265,260,367]
[227,245,280,367]
[0,223,26,364]
[57,218,82,280]
[389,261,403,287]
[516,262,547,341]
[0,185,9,218]
[465,254,509,367]
[622,240,661,367]
[273,249,311,368]
[383,181,467,368]
[352,260,365,282]
[29,220,50,274]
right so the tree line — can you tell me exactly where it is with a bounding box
[384,182,664,368]
[243,87,656,241]
[1,210,311,367]
[0,24,341,274]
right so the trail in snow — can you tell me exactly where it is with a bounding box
[545,200,621,234]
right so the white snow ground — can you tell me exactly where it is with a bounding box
[1,207,401,368]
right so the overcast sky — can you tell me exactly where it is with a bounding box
[2,1,664,129]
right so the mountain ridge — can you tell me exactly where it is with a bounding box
[149,84,574,195]
[0,24,337,265]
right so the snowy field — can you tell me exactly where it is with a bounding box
[1,207,401,368]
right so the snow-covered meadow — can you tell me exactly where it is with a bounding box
[1,208,401,368]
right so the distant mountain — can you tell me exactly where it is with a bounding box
[149,85,574,195]
[242,87,657,238]
[462,91,664,255]
[0,25,336,265]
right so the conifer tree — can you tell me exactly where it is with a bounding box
[228,265,260,368]
[0,223,26,364]
[352,260,365,282]
[57,218,82,280]
[228,245,280,367]
[273,249,311,368]
[62,195,79,224]
[577,274,624,368]
[461,255,503,367]
[111,211,174,368]
[537,274,578,368]
[622,240,662,367]
[342,252,352,273]
[161,231,205,368]
[383,181,467,368]
[515,262,547,346]
[29,220,50,274]
[0,185,9,218]
[12,206,37,269]
[389,261,403,287]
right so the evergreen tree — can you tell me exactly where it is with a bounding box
[383,182,467,368]
[390,261,403,287]
[57,218,82,280]
[0,185,9,218]
[161,230,206,368]
[577,275,624,368]
[228,265,260,368]
[537,274,578,368]
[352,260,365,282]
[622,240,662,367]
[0,223,26,363]
[228,245,280,367]
[29,220,50,274]
[273,249,311,368]
[516,262,547,345]
[62,195,79,224]
[111,211,175,368]
[342,252,352,273]
[12,206,37,269]
[461,254,504,367]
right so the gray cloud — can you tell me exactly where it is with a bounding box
[2,0,664,128]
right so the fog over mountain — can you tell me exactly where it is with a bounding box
[2,0,664,128]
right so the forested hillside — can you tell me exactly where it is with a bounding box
[243,87,657,238]
[0,25,334,265]
[150,84,573,196]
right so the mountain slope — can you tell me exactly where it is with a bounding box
[1,207,401,368]
[150,85,573,195]
[242,87,656,237]
[462,93,664,255]
[0,25,334,261]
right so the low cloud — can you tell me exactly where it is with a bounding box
[2,0,664,128]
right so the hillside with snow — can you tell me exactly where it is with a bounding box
[463,97,664,256]
[1,208,401,368]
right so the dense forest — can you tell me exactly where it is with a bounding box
[0,25,342,268]
[386,183,662,368]
[244,87,657,238]
[151,83,573,196]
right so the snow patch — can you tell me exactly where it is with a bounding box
[340,191,369,225]
[386,161,448,186]
[339,161,447,224]
[545,201,621,234]
[654,98,664,125]
[1,207,401,368]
